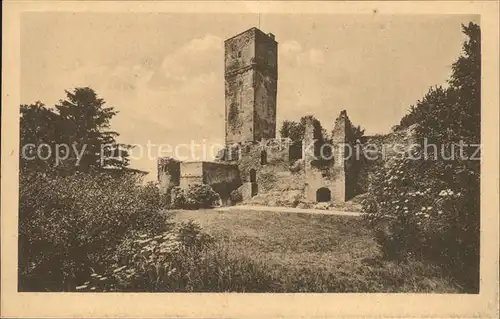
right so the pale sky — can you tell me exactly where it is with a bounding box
[21,13,478,179]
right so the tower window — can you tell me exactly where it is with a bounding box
[237,51,242,58]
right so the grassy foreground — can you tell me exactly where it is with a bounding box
[170,208,462,293]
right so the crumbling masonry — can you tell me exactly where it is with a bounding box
[158,27,359,204]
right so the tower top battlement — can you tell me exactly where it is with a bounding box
[224,27,277,44]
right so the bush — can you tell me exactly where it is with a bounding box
[170,184,220,210]
[78,228,277,292]
[230,188,243,204]
[75,220,217,292]
[170,186,186,209]
[362,22,480,293]
[362,154,479,291]
[18,170,171,291]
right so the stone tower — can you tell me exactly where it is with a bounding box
[224,27,278,145]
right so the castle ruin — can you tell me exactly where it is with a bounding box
[158,27,359,205]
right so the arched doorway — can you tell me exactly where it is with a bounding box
[249,169,257,183]
[316,187,331,202]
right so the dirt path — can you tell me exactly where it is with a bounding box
[215,205,362,217]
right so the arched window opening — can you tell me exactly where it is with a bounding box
[316,187,331,202]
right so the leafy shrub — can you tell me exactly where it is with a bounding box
[185,184,221,209]
[78,231,277,292]
[230,188,243,204]
[362,22,480,292]
[170,184,220,210]
[76,220,216,292]
[18,170,171,291]
[170,186,186,209]
[362,152,479,291]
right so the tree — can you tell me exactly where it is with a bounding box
[419,22,480,147]
[19,171,169,291]
[362,22,481,292]
[351,124,365,142]
[393,86,451,132]
[279,120,303,142]
[394,22,480,141]
[20,87,131,173]
[55,87,132,171]
[20,101,61,170]
[279,115,324,143]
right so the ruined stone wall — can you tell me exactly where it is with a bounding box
[224,28,278,144]
[236,141,288,184]
[179,162,203,188]
[202,161,241,204]
[331,111,357,201]
[253,30,278,141]
[303,118,335,201]
[301,111,360,202]
[157,158,180,194]
[176,161,243,203]
[225,71,255,144]
[202,162,240,186]
[254,72,277,141]
[224,29,255,75]
[220,140,293,201]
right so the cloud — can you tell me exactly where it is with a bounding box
[22,34,384,178]
[277,40,342,125]
[23,21,466,180]
[281,40,302,54]
[26,34,227,178]
[297,48,325,66]
[151,34,223,87]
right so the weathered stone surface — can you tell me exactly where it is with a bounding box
[158,27,406,207]
[173,161,242,204]
[225,27,277,144]
[157,158,180,194]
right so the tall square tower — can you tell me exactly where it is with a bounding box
[224,27,278,145]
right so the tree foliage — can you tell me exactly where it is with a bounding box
[279,115,325,143]
[20,87,131,173]
[394,22,480,141]
[351,124,365,142]
[19,171,169,291]
[362,22,480,292]
[170,184,221,210]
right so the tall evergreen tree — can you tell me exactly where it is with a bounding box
[20,87,131,173]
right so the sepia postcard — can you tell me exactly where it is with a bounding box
[1,1,499,318]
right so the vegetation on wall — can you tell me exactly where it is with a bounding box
[228,102,241,133]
